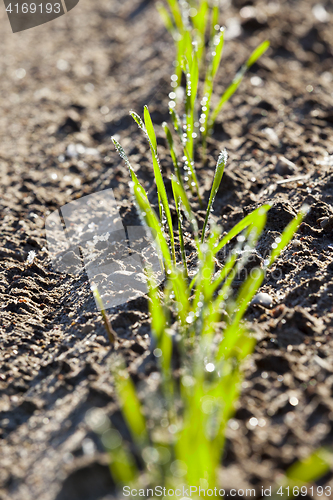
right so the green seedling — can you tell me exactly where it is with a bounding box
[158,0,269,158]
[270,447,333,499]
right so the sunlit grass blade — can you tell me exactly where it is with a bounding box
[184,146,203,206]
[210,40,270,130]
[217,267,265,359]
[169,106,184,144]
[130,109,145,131]
[107,440,137,485]
[131,179,172,271]
[208,251,237,298]
[112,136,141,186]
[171,175,199,246]
[213,204,271,254]
[171,178,188,278]
[270,448,333,500]
[191,0,209,64]
[113,361,148,445]
[201,149,227,242]
[130,108,176,264]
[156,2,174,34]
[143,107,175,260]
[267,204,309,267]
[210,0,220,38]
[146,267,166,342]
[201,27,224,138]
[286,448,331,485]
[130,109,165,219]
[163,121,183,185]
[210,26,225,81]
[165,0,183,31]
[144,105,157,152]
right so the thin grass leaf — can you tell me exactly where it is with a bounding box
[191,0,210,65]
[172,178,188,278]
[208,251,237,297]
[201,149,227,242]
[114,364,148,445]
[146,267,166,342]
[131,109,176,264]
[211,27,225,80]
[112,137,141,185]
[169,106,184,144]
[130,109,145,132]
[131,180,172,271]
[210,40,270,130]
[156,2,174,34]
[163,121,183,185]
[171,175,199,245]
[112,137,166,268]
[210,0,220,38]
[108,443,137,485]
[201,27,224,138]
[184,146,202,206]
[165,0,183,31]
[286,448,331,484]
[143,106,174,254]
[267,204,309,267]
[213,205,271,254]
[144,105,157,152]
[270,448,332,500]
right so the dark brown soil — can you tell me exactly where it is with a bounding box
[0,0,333,499]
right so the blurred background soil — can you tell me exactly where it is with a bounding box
[0,0,333,499]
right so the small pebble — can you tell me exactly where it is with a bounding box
[251,292,273,308]
[82,324,94,335]
[319,216,333,231]
[275,156,296,176]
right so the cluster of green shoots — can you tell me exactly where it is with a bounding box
[88,0,321,496]
[106,103,307,494]
[157,0,269,170]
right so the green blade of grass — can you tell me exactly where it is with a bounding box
[267,204,309,267]
[213,205,271,254]
[201,27,225,138]
[210,0,220,38]
[144,105,157,152]
[131,109,176,264]
[184,146,203,206]
[156,2,174,34]
[286,448,331,485]
[163,121,183,186]
[143,107,175,256]
[131,179,172,271]
[172,177,188,278]
[114,363,148,445]
[171,174,199,246]
[112,136,141,185]
[201,149,227,242]
[165,0,183,31]
[210,26,225,80]
[210,40,270,130]
[146,267,166,342]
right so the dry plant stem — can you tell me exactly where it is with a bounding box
[92,286,116,344]
[101,309,116,344]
